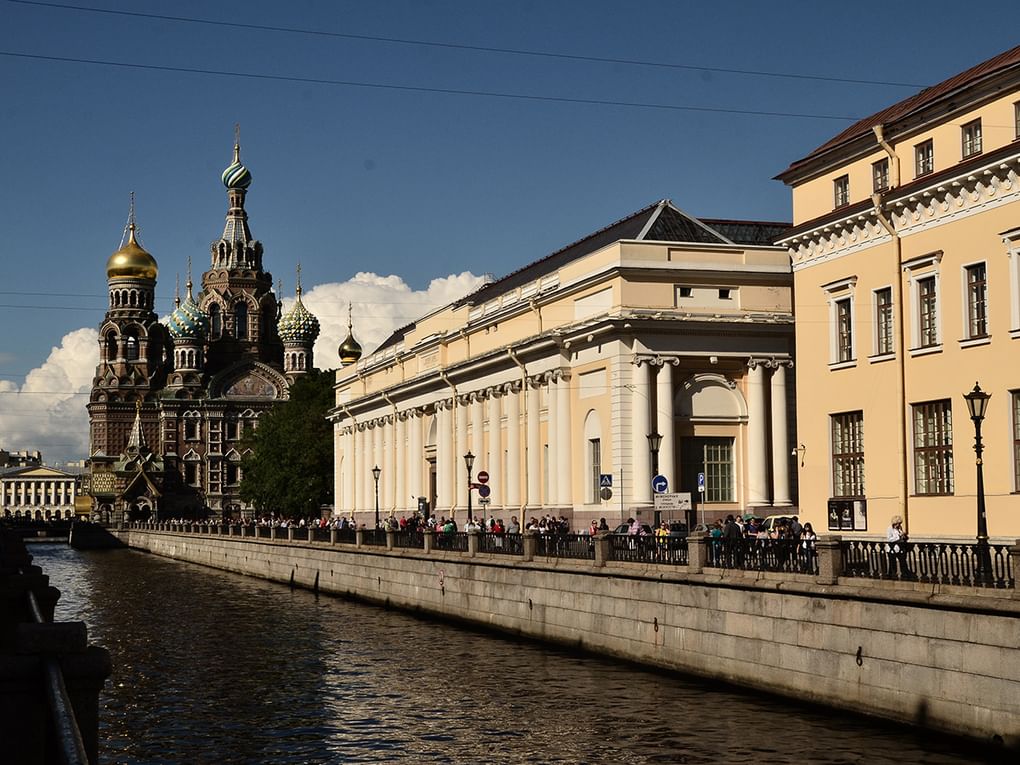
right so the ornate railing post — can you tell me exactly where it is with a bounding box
[687,534,709,573]
[815,536,843,584]
[522,531,537,562]
[593,534,611,567]
[1010,541,1020,598]
[423,529,435,554]
[467,529,480,557]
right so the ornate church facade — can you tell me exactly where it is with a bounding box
[87,139,322,521]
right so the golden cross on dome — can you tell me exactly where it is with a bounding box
[295,263,302,296]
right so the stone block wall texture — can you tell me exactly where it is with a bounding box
[120,530,1019,747]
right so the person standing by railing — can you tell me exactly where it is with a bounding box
[885,516,913,579]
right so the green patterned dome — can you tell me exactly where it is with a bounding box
[221,140,252,189]
[278,289,320,344]
[166,283,209,340]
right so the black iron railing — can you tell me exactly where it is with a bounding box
[535,533,595,560]
[705,538,818,575]
[479,532,523,555]
[433,531,468,552]
[361,529,388,547]
[840,540,1014,589]
[392,530,425,549]
[310,527,331,543]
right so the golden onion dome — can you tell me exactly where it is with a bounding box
[338,331,363,366]
[106,224,158,281]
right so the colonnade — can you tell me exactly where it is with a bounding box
[339,370,573,519]
[1,479,77,512]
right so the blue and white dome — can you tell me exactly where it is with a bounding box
[167,284,209,340]
[278,288,320,344]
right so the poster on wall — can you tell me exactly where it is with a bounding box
[828,499,867,531]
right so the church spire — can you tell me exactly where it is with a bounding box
[126,400,149,455]
[212,125,262,271]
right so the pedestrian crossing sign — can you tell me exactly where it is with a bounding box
[599,474,613,488]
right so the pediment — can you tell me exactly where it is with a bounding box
[209,361,288,401]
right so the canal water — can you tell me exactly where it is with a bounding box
[33,544,998,765]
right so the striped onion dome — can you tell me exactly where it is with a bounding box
[166,281,209,340]
[221,141,252,190]
[278,287,320,344]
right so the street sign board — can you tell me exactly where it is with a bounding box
[477,471,489,484]
[600,487,613,501]
[479,497,491,505]
[654,492,692,512]
[697,472,705,493]
[599,474,613,488]
[477,484,491,498]
[652,474,668,494]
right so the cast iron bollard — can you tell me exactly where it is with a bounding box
[815,535,843,584]
[687,535,709,573]
[593,534,611,567]
[423,529,435,553]
[522,531,537,562]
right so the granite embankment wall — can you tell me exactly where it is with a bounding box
[118,529,1019,748]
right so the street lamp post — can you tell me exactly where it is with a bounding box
[464,451,475,523]
[647,432,662,525]
[372,465,381,530]
[963,382,991,585]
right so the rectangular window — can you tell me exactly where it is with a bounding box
[831,412,865,498]
[184,463,199,487]
[913,400,954,495]
[918,276,938,347]
[226,463,240,486]
[961,119,982,158]
[966,263,988,338]
[184,420,199,441]
[1013,392,1020,491]
[872,159,889,192]
[833,174,849,208]
[875,287,894,355]
[1015,102,1020,140]
[836,298,854,362]
[588,438,601,504]
[915,139,934,177]
[703,439,734,503]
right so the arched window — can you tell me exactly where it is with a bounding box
[209,304,221,339]
[234,302,248,340]
[104,332,117,361]
[124,332,139,361]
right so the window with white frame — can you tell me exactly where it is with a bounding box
[961,119,982,158]
[874,287,894,356]
[822,276,857,367]
[833,175,849,208]
[904,252,943,353]
[703,439,734,503]
[1015,102,1020,139]
[913,400,953,495]
[831,411,864,498]
[915,139,934,177]
[836,298,854,362]
[872,158,889,192]
[1005,229,1020,337]
[1013,391,1020,492]
[965,262,988,339]
[918,276,939,348]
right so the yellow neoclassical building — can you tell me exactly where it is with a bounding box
[777,45,1020,539]
[329,201,795,528]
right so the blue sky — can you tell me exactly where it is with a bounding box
[2,0,1019,461]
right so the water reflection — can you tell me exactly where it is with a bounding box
[34,545,995,764]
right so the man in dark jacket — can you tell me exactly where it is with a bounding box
[723,515,743,567]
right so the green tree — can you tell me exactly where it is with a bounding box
[239,369,334,518]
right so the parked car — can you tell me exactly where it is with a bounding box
[612,522,653,535]
[665,521,689,538]
[762,514,796,534]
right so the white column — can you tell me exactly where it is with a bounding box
[526,380,541,512]
[631,362,652,506]
[408,410,422,503]
[342,427,354,512]
[373,422,384,519]
[383,417,395,515]
[487,390,502,510]
[456,395,469,512]
[470,394,484,468]
[357,425,367,514]
[395,413,406,514]
[555,371,571,507]
[747,360,769,507]
[546,375,559,508]
[771,361,793,506]
[437,402,453,515]
[505,383,521,509]
[656,361,676,484]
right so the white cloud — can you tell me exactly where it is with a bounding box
[2,272,485,463]
[0,328,97,464]
[297,271,486,369]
